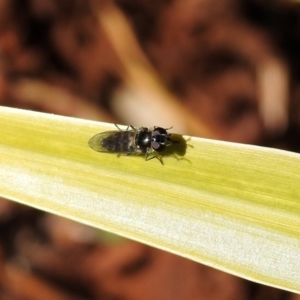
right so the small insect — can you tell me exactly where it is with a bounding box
[88,125,176,164]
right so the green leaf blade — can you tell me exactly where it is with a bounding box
[0,106,300,292]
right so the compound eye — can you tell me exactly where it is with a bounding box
[152,128,168,143]
[151,140,165,152]
[153,127,167,135]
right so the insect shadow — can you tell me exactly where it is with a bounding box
[158,133,190,162]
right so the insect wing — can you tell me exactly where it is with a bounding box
[88,130,121,152]
[89,130,137,154]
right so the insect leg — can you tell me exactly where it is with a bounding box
[145,149,164,165]
[114,124,137,131]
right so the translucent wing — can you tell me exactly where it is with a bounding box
[88,131,121,152]
[88,130,136,154]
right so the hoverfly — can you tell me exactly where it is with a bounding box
[88,125,175,164]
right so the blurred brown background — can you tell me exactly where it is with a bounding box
[0,0,300,299]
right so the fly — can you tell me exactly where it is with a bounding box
[88,125,176,164]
